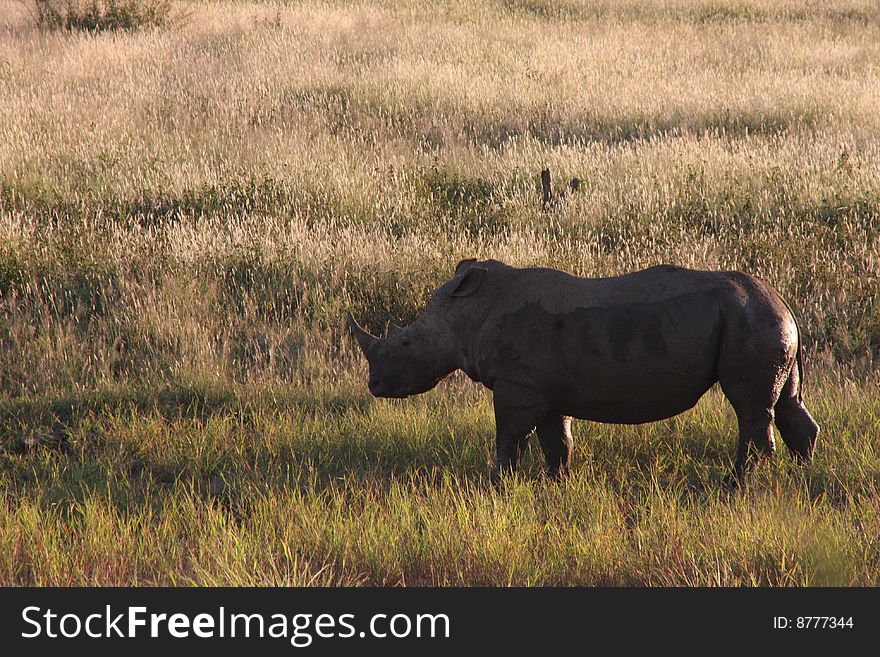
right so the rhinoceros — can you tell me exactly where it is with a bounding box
[348,259,820,485]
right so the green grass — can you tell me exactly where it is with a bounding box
[1,375,878,585]
[1,0,879,585]
[30,0,175,33]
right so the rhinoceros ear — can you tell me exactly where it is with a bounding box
[451,266,487,298]
[347,312,378,354]
[454,258,477,275]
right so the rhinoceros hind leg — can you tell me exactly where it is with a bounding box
[536,415,573,479]
[775,397,819,462]
[729,408,776,484]
[719,362,788,484]
[718,317,797,484]
[490,380,550,487]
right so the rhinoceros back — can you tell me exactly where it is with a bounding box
[464,264,758,423]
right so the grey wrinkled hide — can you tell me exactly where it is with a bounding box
[349,259,820,485]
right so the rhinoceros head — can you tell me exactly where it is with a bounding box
[347,312,451,398]
[348,259,489,398]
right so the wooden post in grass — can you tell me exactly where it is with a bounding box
[541,168,553,210]
[542,168,581,211]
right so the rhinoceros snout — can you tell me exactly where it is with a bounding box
[368,376,408,398]
[369,376,391,396]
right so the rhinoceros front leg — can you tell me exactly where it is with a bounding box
[536,415,573,480]
[490,380,549,486]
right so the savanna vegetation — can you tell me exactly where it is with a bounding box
[1,0,879,585]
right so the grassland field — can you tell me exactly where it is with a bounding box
[0,0,879,585]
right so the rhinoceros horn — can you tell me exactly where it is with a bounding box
[348,312,379,354]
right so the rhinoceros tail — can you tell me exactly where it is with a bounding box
[794,325,805,403]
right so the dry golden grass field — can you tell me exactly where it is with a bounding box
[0,0,879,585]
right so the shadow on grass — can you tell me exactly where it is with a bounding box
[1,383,874,521]
[0,383,493,515]
[0,382,372,443]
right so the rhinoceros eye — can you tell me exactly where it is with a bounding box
[401,338,411,348]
